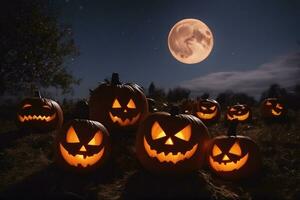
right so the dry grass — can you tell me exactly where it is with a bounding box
[0,109,299,199]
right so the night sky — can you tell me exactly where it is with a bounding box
[56,0,300,99]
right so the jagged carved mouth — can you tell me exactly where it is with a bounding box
[59,144,104,168]
[18,113,56,122]
[196,109,217,120]
[109,112,140,126]
[209,153,249,172]
[271,109,282,116]
[227,111,249,121]
[143,137,198,164]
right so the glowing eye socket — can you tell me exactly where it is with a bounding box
[66,126,80,143]
[22,104,32,109]
[212,145,222,156]
[230,108,236,112]
[43,105,51,109]
[201,106,207,110]
[174,125,191,141]
[266,101,272,106]
[276,104,283,109]
[210,105,216,110]
[112,99,122,108]
[229,142,242,156]
[127,99,136,109]
[88,131,103,146]
[151,121,166,140]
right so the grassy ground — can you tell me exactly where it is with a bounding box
[0,109,299,199]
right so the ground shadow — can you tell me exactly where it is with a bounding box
[0,163,115,200]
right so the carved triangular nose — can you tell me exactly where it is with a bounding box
[124,109,127,113]
[79,145,87,152]
[222,154,230,161]
[165,137,174,145]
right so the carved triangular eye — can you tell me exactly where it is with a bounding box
[229,142,242,156]
[127,99,136,109]
[212,145,222,156]
[112,99,122,108]
[22,104,32,109]
[276,104,283,109]
[201,106,207,110]
[43,105,51,109]
[174,125,191,141]
[151,121,166,140]
[66,126,80,143]
[210,105,216,110]
[88,131,103,146]
[230,107,236,112]
[266,101,272,106]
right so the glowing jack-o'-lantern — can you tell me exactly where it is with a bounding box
[55,119,111,172]
[193,99,220,124]
[16,92,63,132]
[207,123,261,180]
[89,73,148,132]
[261,98,287,119]
[136,107,210,174]
[226,104,252,122]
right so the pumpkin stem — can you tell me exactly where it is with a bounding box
[227,119,238,136]
[34,90,41,98]
[170,105,180,116]
[111,73,121,85]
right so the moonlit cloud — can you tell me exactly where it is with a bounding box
[181,53,300,98]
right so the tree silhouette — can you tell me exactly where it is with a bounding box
[0,0,79,96]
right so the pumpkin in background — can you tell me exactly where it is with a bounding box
[260,98,287,119]
[89,73,148,132]
[207,121,261,180]
[136,107,210,175]
[16,91,63,132]
[55,119,111,172]
[193,98,220,124]
[225,104,252,122]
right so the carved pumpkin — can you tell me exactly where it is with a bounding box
[226,104,252,122]
[89,73,148,132]
[261,98,287,119]
[207,121,261,180]
[16,92,63,132]
[193,99,220,124]
[136,107,210,175]
[55,119,111,172]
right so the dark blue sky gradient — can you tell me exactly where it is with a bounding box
[56,0,300,99]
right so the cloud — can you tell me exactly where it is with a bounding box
[181,53,300,99]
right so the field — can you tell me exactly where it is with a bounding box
[0,108,299,199]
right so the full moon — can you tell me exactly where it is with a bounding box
[168,18,214,64]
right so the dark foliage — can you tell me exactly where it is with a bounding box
[0,0,79,96]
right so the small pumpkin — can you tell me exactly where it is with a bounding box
[89,73,148,132]
[55,119,111,172]
[136,107,210,175]
[260,98,287,119]
[193,98,220,124]
[16,91,63,132]
[225,104,252,122]
[207,121,261,180]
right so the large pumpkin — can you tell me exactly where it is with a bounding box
[207,122,261,180]
[89,73,148,132]
[16,91,63,132]
[260,98,287,119]
[193,98,220,124]
[136,107,210,175]
[55,119,111,172]
[225,104,252,123]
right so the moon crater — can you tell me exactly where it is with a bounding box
[168,18,214,64]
